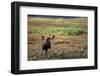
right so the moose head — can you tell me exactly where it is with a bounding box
[41,35,55,56]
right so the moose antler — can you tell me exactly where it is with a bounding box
[52,35,55,39]
[41,35,45,40]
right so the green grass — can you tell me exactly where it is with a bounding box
[28,17,88,36]
[29,25,87,36]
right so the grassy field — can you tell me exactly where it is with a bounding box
[28,16,88,61]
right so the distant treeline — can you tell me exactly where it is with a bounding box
[28,15,87,19]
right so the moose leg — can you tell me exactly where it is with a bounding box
[41,50,44,56]
[45,50,48,56]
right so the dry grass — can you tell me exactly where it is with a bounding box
[28,35,87,60]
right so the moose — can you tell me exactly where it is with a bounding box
[41,35,55,56]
